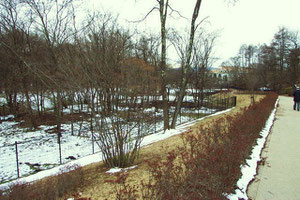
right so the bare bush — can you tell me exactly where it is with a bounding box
[111,93,278,199]
[106,172,140,200]
[95,111,154,168]
[0,164,84,200]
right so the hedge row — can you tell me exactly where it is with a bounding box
[111,93,278,200]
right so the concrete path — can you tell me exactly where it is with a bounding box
[247,96,300,200]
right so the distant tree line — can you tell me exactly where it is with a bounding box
[0,0,217,132]
[0,1,160,129]
[223,27,300,92]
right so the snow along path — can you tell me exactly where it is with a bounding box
[247,96,300,200]
[227,98,279,200]
[0,107,233,191]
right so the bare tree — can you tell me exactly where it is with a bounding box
[0,0,41,128]
[134,0,178,130]
[238,44,259,67]
[21,0,76,142]
[287,31,300,86]
[288,47,300,86]
[191,31,218,106]
[272,27,293,91]
[157,0,171,130]
[170,0,203,129]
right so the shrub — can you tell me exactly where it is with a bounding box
[112,93,278,199]
[95,112,154,168]
[0,164,84,200]
[106,172,140,200]
[279,86,293,96]
[56,164,85,197]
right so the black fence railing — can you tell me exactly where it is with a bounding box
[1,95,237,184]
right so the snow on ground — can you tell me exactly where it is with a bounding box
[106,165,137,174]
[0,104,211,186]
[0,107,233,191]
[0,93,279,199]
[0,120,96,184]
[0,115,15,121]
[227,99,279,200]
[0,97,7,105]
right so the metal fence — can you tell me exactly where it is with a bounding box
[1,95,237,183]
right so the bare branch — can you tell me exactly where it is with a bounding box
[128,6,159,23]
[0,40,57,87]
[167,4,188,20]
[195,16,210,31]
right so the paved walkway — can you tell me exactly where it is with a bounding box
[247,96,300,200]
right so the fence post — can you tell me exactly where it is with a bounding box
[227,97,229,109]
[233,96,237,107]
[154,112,156,133]
[58,135,62,164]
[92,132,95,154]
[179,107,182,125]
[222,98,225,110]
[15,141,20,178]
[211,96,213,114]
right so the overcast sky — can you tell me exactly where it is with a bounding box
[86,0,300,67]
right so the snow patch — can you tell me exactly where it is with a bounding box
[106,165,137,174]
[0,107,234,191]
[227,99,279,200]
[0,114,15,121]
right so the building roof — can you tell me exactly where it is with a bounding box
[210,66,249,74]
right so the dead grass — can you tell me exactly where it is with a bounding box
[1,93,263,200]
[56,93,264,200]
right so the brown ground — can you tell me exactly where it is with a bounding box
[62,93,264,200]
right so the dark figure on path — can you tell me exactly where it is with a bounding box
[293,87,300,111]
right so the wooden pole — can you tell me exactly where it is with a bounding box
[15,141,20,178]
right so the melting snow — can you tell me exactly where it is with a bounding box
[0,107,233,191]
[227,99,279,200]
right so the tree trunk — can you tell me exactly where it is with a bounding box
[24,84,36,129]
[159,0,170,130]
[56,87,62,143]
[171,0,202,129]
